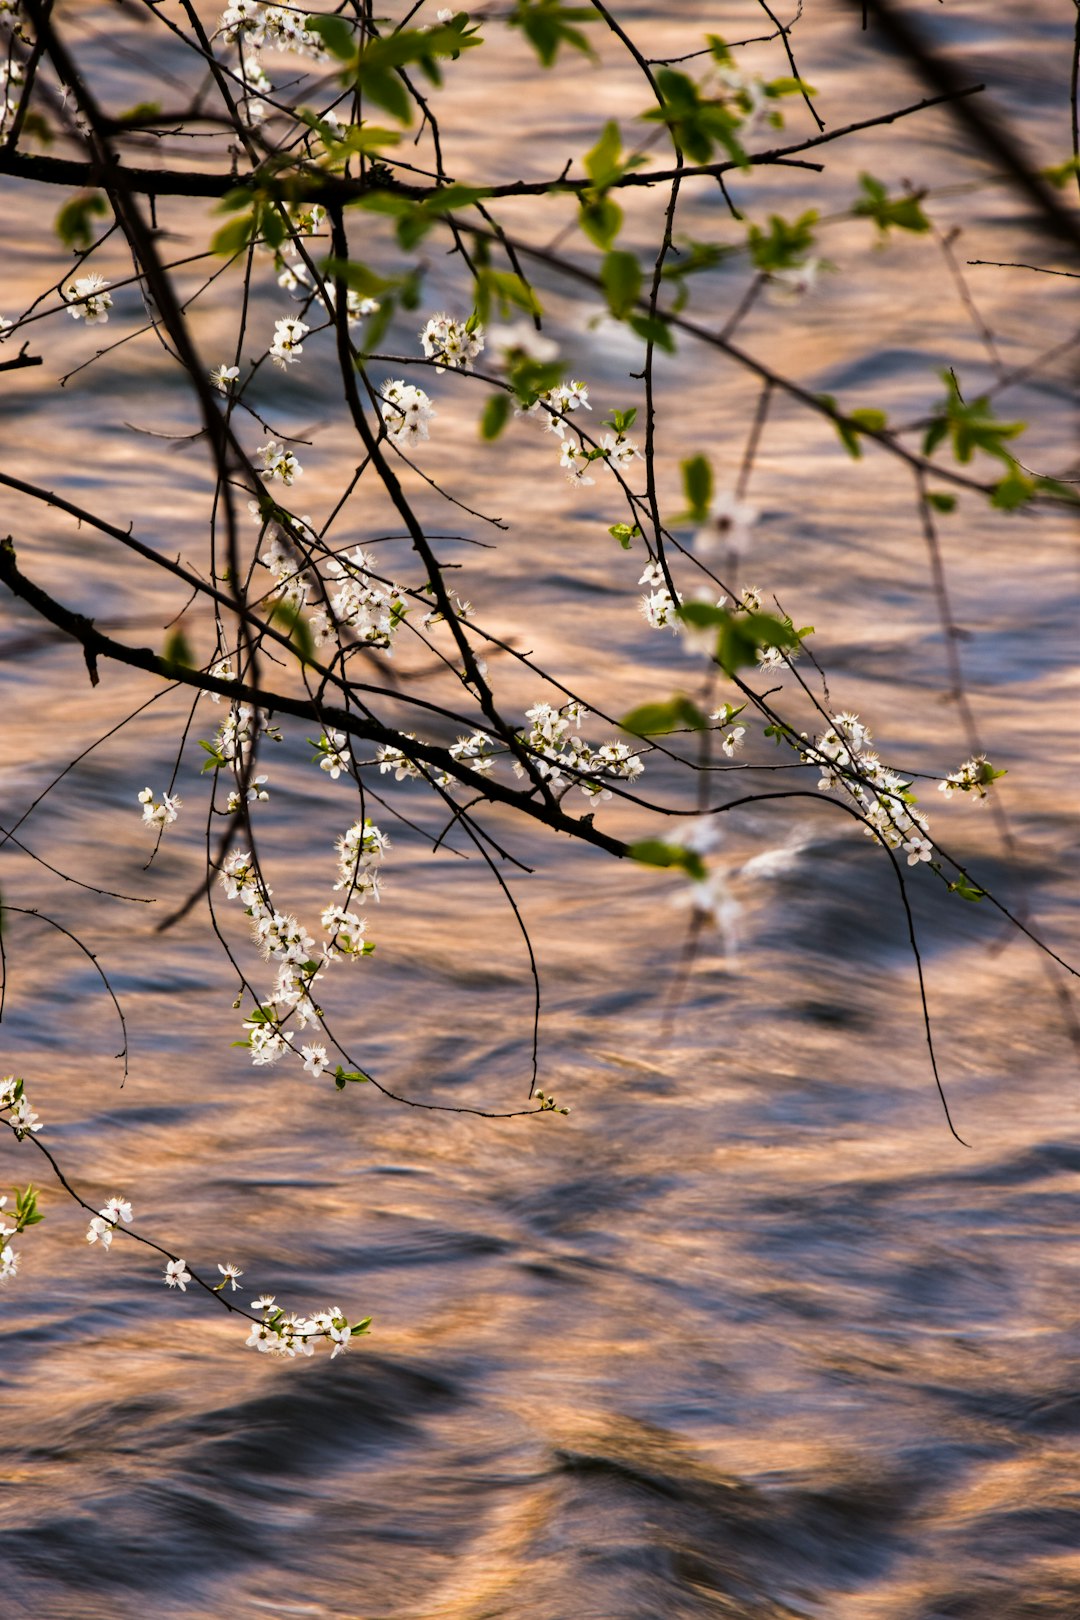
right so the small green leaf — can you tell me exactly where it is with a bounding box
[600,249,641,318]
[627,312,676,353]
[926,491,957,513]
[480,392,512,440]
[509,0,597,67]
[948,877,986,902]
[210,210,257,257]
[305,12,356,60]
[163,628,194,669]
[475,268,541,322]
[585,120,622,187]
[56,190,108,251]
[629,838,707,884]
[680,454,713,522]
[579,193,622,250]
[334,1064,373,1087]
[619,694,709,736]
[269,599,315,665]
[853,173,931,234]
[1041,155,1080,189]
[747,210,818,272]
[990,462,1036,510]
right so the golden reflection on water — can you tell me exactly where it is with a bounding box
[1,2,1079,1616]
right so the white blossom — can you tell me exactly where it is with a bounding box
[210,363,240,394]
[301,1043,329,1078]
[164,1258,192,1291]
[259,438,302,485]
[419,311,484,372]
[379,380,434,447]
[269,315,309,369]
[137,786,182,830]
[63,273,113,324]
[86,1216,113,1248]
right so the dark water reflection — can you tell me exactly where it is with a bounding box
[2,1,1080,1615]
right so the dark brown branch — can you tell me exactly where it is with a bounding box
[0,536,628,862]
[852,0,1080,257]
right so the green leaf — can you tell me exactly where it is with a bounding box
[680,454,713,522]
[269,599,315,665]
[619,694,709,736]
[304,12,355,60]
[356,66,412,124]
[480,392,512,440]
[505,352,565,404]
[643,69,749,167]
[508,0,597,67]
[764,75,818,99]
[747,210,818,272]
[948,877,986,902]
[322,256,397,299]
[1041,155,1080,189]
[334,1064,373,1089]
[608,521,640,549]
[926,491,957,513]
[210,209,257,257]
[162,628,194,669]
[475,268,541,323]
[115,101,164,125]
[853,172,931,234]
[600,249,641,317]
[676,602,800,675]
[627,312,676,353]
[823,402,888,460]
[585,120,622,187]
[349,25,484,123]
[55,190,108,251]
[629,838,707,884]
[922,371,1025,466]
[990,461,1035,510]
[579,193,622,250]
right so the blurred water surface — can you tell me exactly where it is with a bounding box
[1,2,1079,1616]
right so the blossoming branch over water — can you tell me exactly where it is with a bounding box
[0,0,1074,1351]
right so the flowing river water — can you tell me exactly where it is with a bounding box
[1,2,1079,1615]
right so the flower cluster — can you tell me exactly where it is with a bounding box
[802,712,932,862]
[246,1294,361,1358]
[938,756,1004,801]
[514,701,644,800]
[217,1,328,125]
[63,273,113,324]
[312,730,352,780]
[379,380,435,447]
[269,314,309,369]
[639,560,681,630]
[86,1195,134,1250]
[219,813,388,1065]
[1,1074,41,1138]
[311,547,406,653]
[259,438,302,485]
[137,786,182,830]
[522,380,591,437]
[445,730,496,780]
[334,818,389,904]
[259,519,316,611]
[377,741,424,781]
[420,312,484,371]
